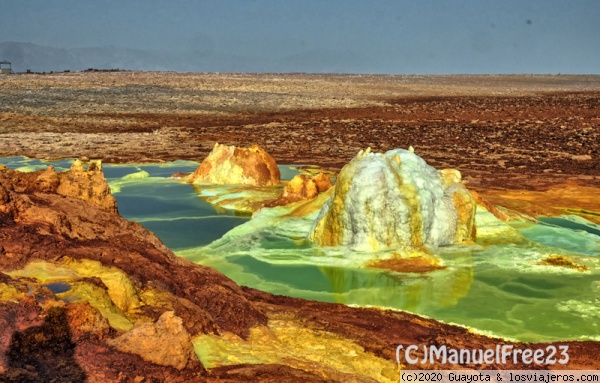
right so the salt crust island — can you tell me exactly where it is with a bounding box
[308,147,476,252]
[186,143,479,276]
[0,150,599,382]
[186,143,476,254]
[185,143,281,187]
[184,142,334,213]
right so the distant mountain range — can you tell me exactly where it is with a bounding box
[0,42,177,72]
[0,41,372,74]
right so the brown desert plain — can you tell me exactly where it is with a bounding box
[0,72,599,382]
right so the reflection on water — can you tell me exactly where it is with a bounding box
[1,157,599,342]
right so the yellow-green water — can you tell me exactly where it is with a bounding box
[2,156,598,342]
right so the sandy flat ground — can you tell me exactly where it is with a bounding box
[0,72,599,190]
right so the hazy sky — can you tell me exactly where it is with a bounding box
[0,0,598,74]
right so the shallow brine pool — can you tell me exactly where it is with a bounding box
[2,156,599,342]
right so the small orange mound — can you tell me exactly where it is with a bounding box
[265,172,333,207]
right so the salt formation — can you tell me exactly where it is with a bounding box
[308,148,476,251]
[265,172,333,207]
[284,173,333,199]
[55,160,118,213]
[186,143,280,186]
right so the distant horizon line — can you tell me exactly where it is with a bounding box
[2,69,599,77]
[1,41,598,76]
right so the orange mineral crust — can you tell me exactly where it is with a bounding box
[474,182,600,224]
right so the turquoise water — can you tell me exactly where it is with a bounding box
[103,161,252,250]
[2,157,599,342]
